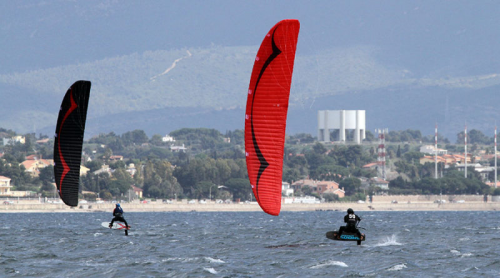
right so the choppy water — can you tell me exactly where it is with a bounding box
[1,211,499,277]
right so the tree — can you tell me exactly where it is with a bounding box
[150,134,164,146]
[224,178,251,201]
[340,178,361,196]
[402,152,424,163]
[122,130,149,145]
[85,161,103,172]
[38,165,54,184]
[322,193,339,202]
[311,164,349,182]
[312,142,327,155]
[301,185,313,196]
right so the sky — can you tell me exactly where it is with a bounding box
[2,0,499,75]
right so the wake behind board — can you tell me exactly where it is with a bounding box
[326,231,365,245]
[101,222,131,235]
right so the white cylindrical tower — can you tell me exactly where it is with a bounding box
[339,110,346,142]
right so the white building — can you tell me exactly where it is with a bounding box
[282,182,294,197]
[126,163,137,177]
[170,144,187,152]
[162,135,176,142]
[420,145,447,155]
[318,110,366,144]
[283,196,320,204]
[0,175,12,195]
[456,163,494,181]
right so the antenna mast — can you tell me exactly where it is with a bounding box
[376,128,388,180]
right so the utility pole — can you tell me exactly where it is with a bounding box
[495,125,497,188]
[464,124,467,178]
[435,123,438,179]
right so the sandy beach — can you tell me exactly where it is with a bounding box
[1,201,500,213]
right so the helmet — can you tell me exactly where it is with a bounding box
[116,203,120,207]
[347,208,354,214]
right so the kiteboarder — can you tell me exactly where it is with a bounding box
[338,208,361,238]
[109,203,129,229]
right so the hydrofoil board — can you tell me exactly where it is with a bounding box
[326,231,365,245]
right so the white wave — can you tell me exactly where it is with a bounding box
[310,260,348,269]
[204,267,218,274]
[162,257,198,263]
[462,266,479,272]
[93,233,103,237]
[373,234,402,247]
[205,257,225,263]
[404,228,410,232]
[461,253,473,257]
[388,263,407,271]
[459,237,470,241]
[450,250,461,255]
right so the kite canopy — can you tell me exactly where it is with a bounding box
[244,19,300,216]
[53,80,91,207]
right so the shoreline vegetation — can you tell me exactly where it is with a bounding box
[2,128,500,211]
[2,201,500,213]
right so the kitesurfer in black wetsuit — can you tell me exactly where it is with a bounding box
[338,208,361,237]
[109,203,129,229]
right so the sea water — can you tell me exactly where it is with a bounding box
[0,211,499,277]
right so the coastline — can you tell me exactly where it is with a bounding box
[1,201,500,213]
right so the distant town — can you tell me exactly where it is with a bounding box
[1,126,499,207]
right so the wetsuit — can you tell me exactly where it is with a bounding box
[110,207,129,228]
[338,213,361,237]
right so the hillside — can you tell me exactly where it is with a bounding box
[1,45,500,139]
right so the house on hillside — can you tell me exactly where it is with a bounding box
[486,181,500,187]
[292,179,345,198]
[420,155,447,165]
[370,177,390,190]
[109,155,124,162]
[126,163,137,177]
[162,135,175,142]
[362,162,378,170]
[132,185,143,198]
[0,175,12,195]
[456,163,494,181]
[329,188,345,198]
[316,181,340,194]
[36,138,50,144]
[20,157,54,177]
[170,144,187,152]
[291,179,317,191]
[94,165,112,176]
[80,165,90,176]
